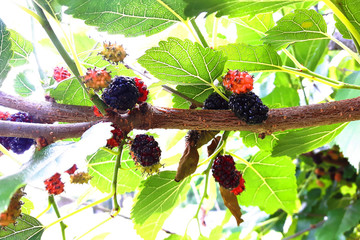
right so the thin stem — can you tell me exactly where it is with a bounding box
[49,195,67,240]
[0,144,22,165]
[36,201,51,218]
[31,2,108,115]
[323,0,360,47]
[162,85,203,108]
[326,34,360,65]
[100,147,120,156]
[282,220,325,240]
[111,142,124,213]
[212,17,219,48]
[300,78,309,105]
[190,18,209,48]
[297,170,315,197]
[283,49,305,70]
[45,194,113,229]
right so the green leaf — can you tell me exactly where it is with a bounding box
[0,122,112,213]
[263,9,328,49]
[172,85,213,109]
[58,0,186,37]
[332,0,360,40]
[334,71,360,171]
[35,0,62,21]
[50,78,92,106]
[87,148,142,194]
[240,131,288,152]
[132,171,191,240]
[8,29,33,67]
[315,200,360,240]
[272,123,348,158]
[233,13,275,45]
[291,39,329,72]
[21,197,35,215]
[237,151,297,214]
[262,86,299,108]
[184,0,314,18]
[139,37,227,86]
[0,18,13,87]
[0,214,44,239]
[13,71,36,97]
[218,43,282,72]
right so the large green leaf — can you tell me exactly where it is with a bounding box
[132,171,191,240]
[262,86,300,108]
[237,151,297,214]
[272,123,348,158]
[233,13,275,45]
[0,214,44,240]
[172,85,213,109]
[8,30,33,67]
[219,43,282,72]
[138,37,227,86]
[59,0,186,37]
[87,148,142,194]
[13,71,36,97]
[50,78,92,106]
[334,71,360,171]
[315,200,360,240]
[332,0,360,40]
[291,39,329,72]
[184,0,314,18]
[35,0,62,21]
[0,18,13,87]
[0,122,112,213]
[263,9,328,49]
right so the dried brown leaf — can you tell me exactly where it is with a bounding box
[220,186,243,226]
[175,143,199,182]
[207,136,221,157]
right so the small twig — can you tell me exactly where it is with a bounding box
[282,220,325,240]
[162,85,203,108]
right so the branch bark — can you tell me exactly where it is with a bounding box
[1,91,360,140]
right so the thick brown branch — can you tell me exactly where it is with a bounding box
[0,91,99,123]
[0,121,100,143]
[1,91,360,135]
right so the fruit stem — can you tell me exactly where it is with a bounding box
[48,195,67,240]
[31,3,108,115]
[190,18,210,48]
[36,201,51,218]
[326,33,360,65]
[111,142,125,213]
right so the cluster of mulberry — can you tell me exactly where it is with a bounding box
[223,70,254,94]
[130,134,162,175]
[53,67,71,82]
[203,93,229,110]
[106,124,124,148]
[102,76,140,111]
[82,67,112,90]
[0,187,25,228]
[99,42,127,64]
[0,112,35,154]
[212,155,245,195]
[44,173,65,195]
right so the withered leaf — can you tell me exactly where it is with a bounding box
[197,130,219,148]
[220,186,243,226]
[207,136,221,157]
[175,142,199,182]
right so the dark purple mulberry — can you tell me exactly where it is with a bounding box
[102,76,140,111]
[130,134,161,167]
[229,92,269,124]
[212,155,240,190]
[203,92,229,110]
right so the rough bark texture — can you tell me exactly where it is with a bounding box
[1,91,360,140]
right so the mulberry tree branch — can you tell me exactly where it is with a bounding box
[1,91,360,140]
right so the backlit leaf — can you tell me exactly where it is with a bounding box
[8,29,33,67]
[0,214,44,240]
[50,78,92,106]
[0,18,13,87]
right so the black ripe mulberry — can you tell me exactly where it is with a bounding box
[131,134,162,174]
[212,155,240,189]
[229,92,269,124]
[0,112,35,154]
[203,93,229,110]
[102,76,140,111]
